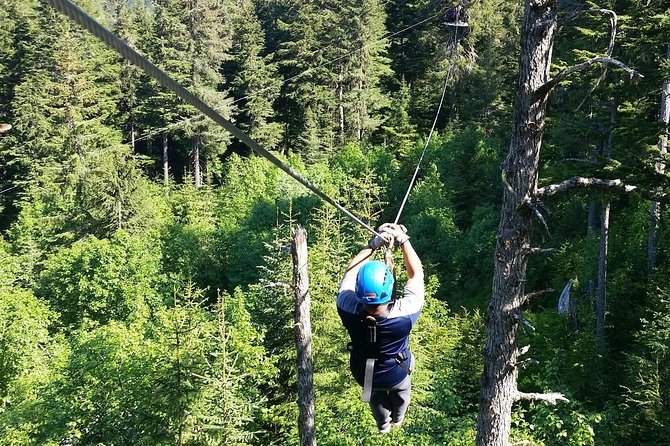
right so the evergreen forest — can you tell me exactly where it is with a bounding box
[1,0,670,444]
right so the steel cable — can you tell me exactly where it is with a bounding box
[45,0,385,238]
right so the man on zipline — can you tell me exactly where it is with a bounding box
[337,223,424,433]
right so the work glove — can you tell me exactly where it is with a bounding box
[378,223,410,246]
[367,229,392,250]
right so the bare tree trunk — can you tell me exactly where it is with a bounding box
[291,226,316,446]
[587,201,597,235]
[338,69,345,145]
[585,200,597,303]
[476,2,560,445]
[357,76,364,141]
[163,134,169,187]
[193,133,202,188]
[595,98,616,350]
[648,42,670,276]
[596,200,610,352]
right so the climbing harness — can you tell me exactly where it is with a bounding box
[45,0,386,239]
[347,304,413,402]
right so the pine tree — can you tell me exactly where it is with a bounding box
[277,0,339,156]
[381,79,418,157]
[335,0,392,143]
[151,0,234,187]
[228,0,282,150]
[108,0,155,152]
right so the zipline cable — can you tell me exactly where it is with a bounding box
[393,12,463,225]
[45,0,385,239]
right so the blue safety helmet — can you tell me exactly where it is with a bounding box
[355,261,394,305]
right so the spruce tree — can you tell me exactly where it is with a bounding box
[151,0,233,187]
[277,0,339,156]
[228,0,282,150]
[335,0,392,143]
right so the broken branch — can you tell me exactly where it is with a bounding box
[536,177,670,202]
[535,58,642,97]
[562,157,597,164]
[558,9,617,56]
[516,391,570,405]
[514,358,540,369]
[262,281,292,289]
[525,247,557,255]
[523,288,554,303]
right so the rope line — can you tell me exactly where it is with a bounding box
[393,14,463,225]
[45,0,384,238]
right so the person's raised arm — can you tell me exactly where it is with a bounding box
[340,231,390,285]
[380,224,423,289]
[342,247,374,283]
[399,240,423,289]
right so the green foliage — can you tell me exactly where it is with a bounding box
[228,0,282,149]
[617,279,670,445]
[0,287,53,400]
[37,231,164,328]
[512,401,601,446]
[0,1,669,445]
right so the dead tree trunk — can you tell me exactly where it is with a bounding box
[648,42,670,276]
[475,3,643,444]
[291,226,316,446]
[476,2,563,444]
[595,200,610,351]
[193,133,202,188]
[163,134,169,186]
[595,99,616,351]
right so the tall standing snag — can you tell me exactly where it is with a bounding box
[648,43,670,276]
[475,1,642,444]
[292,225,316,446]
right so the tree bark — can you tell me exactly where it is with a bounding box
[595,200,610,352]
[476,2,559,445]
[338,68,345,145]
[647,42,670,276]
[291,226,316,446]
[193,133,202,188]
[594,99,616,351]
[163,133,169,187]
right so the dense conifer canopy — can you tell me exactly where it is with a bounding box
[0,0,669,444]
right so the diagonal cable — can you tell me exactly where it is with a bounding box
[394,14,463,224]
[45,0,384,238]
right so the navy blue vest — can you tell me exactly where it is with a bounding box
[337,280,423,388]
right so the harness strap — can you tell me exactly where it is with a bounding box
[355,311,412,401]
[362,358,376,402]
[395,350,412,376]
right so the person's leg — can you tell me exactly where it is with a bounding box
[369,388,392,432]
[389,375,412,425]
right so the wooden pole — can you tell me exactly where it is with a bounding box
[291,225,316,446]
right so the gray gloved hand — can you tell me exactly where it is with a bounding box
[367,229,392,250]
[378,223,410,246]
